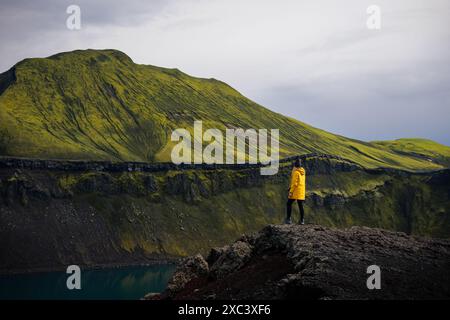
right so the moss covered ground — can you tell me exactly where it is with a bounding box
[1,49,449,170]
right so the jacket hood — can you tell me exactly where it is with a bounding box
[295,167,305,175]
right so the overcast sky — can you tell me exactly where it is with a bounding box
[1,0,449,145]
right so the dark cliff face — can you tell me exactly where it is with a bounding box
[0,156,449,273]
[157,224,450,300]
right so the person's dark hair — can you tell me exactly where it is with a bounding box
[294,158,302,168]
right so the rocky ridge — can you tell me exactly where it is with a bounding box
[156,224,450,300]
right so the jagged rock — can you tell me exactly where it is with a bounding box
[323,193,346,207]
[1,172,51,206]
[75,172,114,194]
[206,247,228,266]
[210,240,253,279]
[165,173,203,203]
[309,193,324,206]
[160,224,450,300]
[165,254,209,297]
[143,175,158,193]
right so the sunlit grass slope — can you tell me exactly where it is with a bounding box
[0,49,448,170]
[372,139,450,167]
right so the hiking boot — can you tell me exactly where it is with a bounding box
[284,218,292,225]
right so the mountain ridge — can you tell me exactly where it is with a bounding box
[1,49,449,170]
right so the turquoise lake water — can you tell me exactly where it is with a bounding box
[0,264,176,300]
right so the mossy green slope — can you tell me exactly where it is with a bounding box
[372,138,450,167]
[0,49,449,170]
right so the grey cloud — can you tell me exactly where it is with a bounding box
[257,68,450,144]
[0,0,449,145]
[0,0,169,47]
[0,0,170,71]
[0,0,168,28]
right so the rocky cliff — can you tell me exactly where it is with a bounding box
[1,155,449,273]
[156,224,450,300]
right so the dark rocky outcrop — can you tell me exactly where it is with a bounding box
[165,254,209,296]
[155,224,450,300]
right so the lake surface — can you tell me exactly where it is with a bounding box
[0,264,176,300]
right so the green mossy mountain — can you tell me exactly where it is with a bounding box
[1,49,449,170]
[372,138,450,167]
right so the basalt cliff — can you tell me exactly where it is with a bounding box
[1,154,449,273]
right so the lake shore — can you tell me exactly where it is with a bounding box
[0,258,181,276]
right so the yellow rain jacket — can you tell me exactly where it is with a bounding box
[288,167,306,200]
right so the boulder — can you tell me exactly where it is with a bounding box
[165,254,209,297]
[209,240,253,279]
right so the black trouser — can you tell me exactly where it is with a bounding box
[286,199,305,222]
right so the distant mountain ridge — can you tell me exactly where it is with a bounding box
[0,49,449,170]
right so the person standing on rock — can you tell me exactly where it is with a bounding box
[285,158,306,225]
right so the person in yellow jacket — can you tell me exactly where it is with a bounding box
[285,158,306,225]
